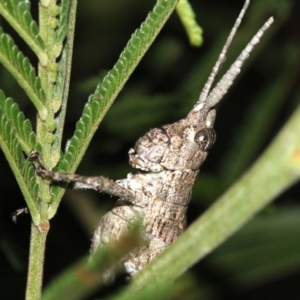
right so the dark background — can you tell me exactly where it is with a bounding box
[1,0,300,299]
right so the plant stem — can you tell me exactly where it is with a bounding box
[26,223,49,300]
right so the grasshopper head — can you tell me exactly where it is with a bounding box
[128,110,216,172]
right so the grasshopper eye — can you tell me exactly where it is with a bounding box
[194,128,216,151]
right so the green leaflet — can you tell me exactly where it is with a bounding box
[0,91,40,225]
[0,0,47,65]
[0,90,40,153]
[0,27,47,119]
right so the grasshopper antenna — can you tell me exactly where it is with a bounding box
[198,0,250,105]
[205,16,273,110]
[189,2,273,122]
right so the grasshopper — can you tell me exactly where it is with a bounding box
[31,0,273,277]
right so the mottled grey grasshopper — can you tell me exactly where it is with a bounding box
[31,0,273,277]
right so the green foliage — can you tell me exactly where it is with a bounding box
[0,90,39,153]
[176,0,203,46]
[0,0,46,64]
[0,0,193,297]
[0,27,47,119]
[0,91,40,224]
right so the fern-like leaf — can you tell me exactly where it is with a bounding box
[51,0,77,166]
[0,27,47,119]
[0,0,47,66]
[47,0,179,217]
[0,90,41,154]
[0,93,40,225]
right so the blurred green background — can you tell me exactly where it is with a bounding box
[1,0,300,299]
